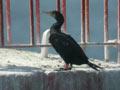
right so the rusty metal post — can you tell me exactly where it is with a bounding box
[6,0,12,44]
[85,0,90,42]
[81,0,86,51]
[62,0,66,31]
[56,0,60,11]
[104,0,109,62]
[36,0,40,43]
[81,0,85,43]
[0,0,4,46]
[29,0,35,45]
[118,0,120,63]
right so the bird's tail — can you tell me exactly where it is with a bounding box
[87,62,103,71]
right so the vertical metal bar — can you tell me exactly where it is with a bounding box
[36,0,40,43]
[29,0,35,45]
[81,0,86,51]
[81,0,85,43]
[6,0,12,44]
[118,46,120,63]
[0,0,4,46]
[118,0,120,63]
[62,0,66,31]
[104,0,109,62]
[85,0,90,42]
[56,0,60,11]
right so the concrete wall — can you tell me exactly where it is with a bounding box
[0,69,120,90]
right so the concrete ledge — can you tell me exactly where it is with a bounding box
[0,69,119,90]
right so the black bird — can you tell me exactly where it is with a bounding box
[43,10,102,71]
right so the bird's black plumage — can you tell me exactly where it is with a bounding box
[44,10,102,71]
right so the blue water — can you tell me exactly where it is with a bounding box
[2,0,118,61]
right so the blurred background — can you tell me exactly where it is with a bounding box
[2,0,118,61]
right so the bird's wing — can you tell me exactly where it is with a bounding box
[49,33,88,60]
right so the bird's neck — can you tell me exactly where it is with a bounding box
[50,21,63,34]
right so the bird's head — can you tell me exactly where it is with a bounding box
[42,10,64,25]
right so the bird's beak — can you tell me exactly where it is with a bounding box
[42,11,55,18]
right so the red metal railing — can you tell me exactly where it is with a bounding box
[36,0,40,43]
[85,0,89,42]
[6,0,12,44]
[104,0,109,62]
[56,0,60,11]
[81,0,90,43]
[0,0,119,62]
[62,0,66,30]
[118,0,120,63]
[0,0,4,46]
[29,0,35,45]
[81,0,85,51]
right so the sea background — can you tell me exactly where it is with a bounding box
[2,0,118,61]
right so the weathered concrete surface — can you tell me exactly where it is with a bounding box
[0,69,119,90]
[0,49,120,90]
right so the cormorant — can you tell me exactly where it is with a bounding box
[43,10,102,71]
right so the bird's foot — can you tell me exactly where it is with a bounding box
[54,64,72,71]
[61,64,72,70]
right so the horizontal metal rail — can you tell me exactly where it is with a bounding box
[0,42,119,48]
